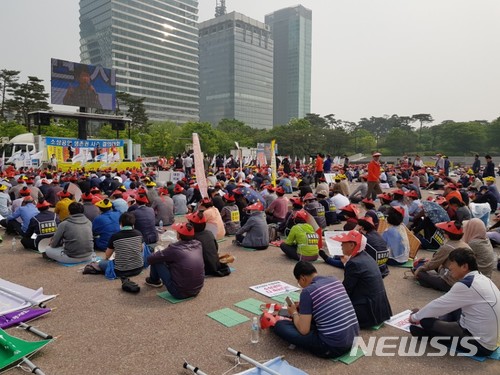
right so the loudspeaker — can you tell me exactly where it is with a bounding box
[111,120,126,130]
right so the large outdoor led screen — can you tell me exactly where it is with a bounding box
[51,58,116,110]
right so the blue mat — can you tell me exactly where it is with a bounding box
[58,256,102,267]
[462,347,500,362]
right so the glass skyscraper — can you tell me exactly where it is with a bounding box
[199,12,274,130]
[265,5,312,126]
[79,0,199,123]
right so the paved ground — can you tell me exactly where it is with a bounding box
[0,190,499,375]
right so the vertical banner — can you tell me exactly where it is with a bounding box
[256,143,267,167]
[270,139,277,187]
[193,133,208,198]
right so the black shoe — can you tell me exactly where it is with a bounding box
[145,277,163,288]
[318,249,329,262]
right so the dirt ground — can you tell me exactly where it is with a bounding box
[0,188,499,375]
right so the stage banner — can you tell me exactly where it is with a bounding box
[193,133,208,198]
[45,137,124,163]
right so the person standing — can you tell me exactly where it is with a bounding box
[365,152,383,199]
[482,155,495,179]
[472,154,481,175]
[314,153,324,187]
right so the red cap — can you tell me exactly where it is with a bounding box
[174,185,183,194]
[358,216,375,228]
[378,193,393,202]
[90,187,100,193]
[111,190,123,197]
[275,186,285,195]
[19,188,31,196]
[361,198,375,206]
[445,183,457,190]
[57,190,72,198]
[137,187,147,195]
[405,190,418,199]
[372,152,381,157]
[233,188,243,195]
[392,189,405,196]
[200,197,212,205]
[330,230,367,257]
[435,221,463,235]
[223,193,235,202]
[393,206,405,216]
[290,197,303,207]
[293,209,308,222]
[303,193,315,201]
[341,203,360,216]
[36,200,51,209]
[81,193,94,201]
[135,195,149,204]
[265,185,275,191]
[246,201,264,211]
[186,211,207,224]
[172,222,194,236]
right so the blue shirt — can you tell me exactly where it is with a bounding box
[7,203,39,233]
[112,198,128,214]
[92,210,121,250]
[299,275,359,348]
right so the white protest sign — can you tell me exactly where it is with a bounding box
[324,230,350,257]
[385,309,415,333]
[250,281,299,298]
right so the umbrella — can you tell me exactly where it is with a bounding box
[238,186,265,205]
[420,200,449,224]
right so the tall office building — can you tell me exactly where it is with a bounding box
[265,5,312,126]
[199,12,273,129]
[79,0,199,123]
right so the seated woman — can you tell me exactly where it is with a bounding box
[278,197,303,237]
[381,206,410,266]
[186,211,231,277]
[462,218,496,278]
[234,201,269,250]
[199,197,225,240]
[414,220,470,292]
[390,189,410,226]
[94,212,144,281]
[447,196,471,224]
[377,193,393,217]
[360,198,380,230]
[280,210,319,261]
[329,230,392,328]
[220,193,241,236]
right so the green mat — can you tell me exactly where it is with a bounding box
[370,322,385,330]
[331,347,365,365]
[0,328,52,370]
[157,291,194,304]
[271,291,301,304]
[217,238,227,243]
[242,247,256,251]
[234,298,265,315]
[207,308,250,327]
[392,259,414,268]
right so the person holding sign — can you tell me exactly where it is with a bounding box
[279,210,319,261]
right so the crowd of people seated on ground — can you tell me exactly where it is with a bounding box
[0,152,499,359]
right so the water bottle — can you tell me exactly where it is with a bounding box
[11,237,16,252]
[158,220,163,228]
[91,251,97,263]
[250,316,259,344]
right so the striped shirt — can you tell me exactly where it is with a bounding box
[107,229,144,272]
[300,276,359,348]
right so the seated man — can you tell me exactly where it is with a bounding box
[265,186,288,224]
[234,201,269,250]
[328,230,392,328]
[4,196,39,236]
[272,261,359,358]
[93,199,121,251]
[409,248,500,357]
[145,222,204,300]
[22,199,59,251]
[280,210,319,261]
[45,202,94,263]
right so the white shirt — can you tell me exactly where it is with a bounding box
[413,271,500,351]
[329,194,349,213]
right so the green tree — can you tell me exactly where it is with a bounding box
[0,121,27,138]
[41,119,78,138]
[0,69,20,121]
[116,91,149,135]
[411,113,434,149]
[6,76,50,127]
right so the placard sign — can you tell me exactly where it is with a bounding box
[250,281,299,298]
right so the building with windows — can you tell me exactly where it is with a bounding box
[265,5,312,126]
[199,12,273,129]
[79,0,199,123]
